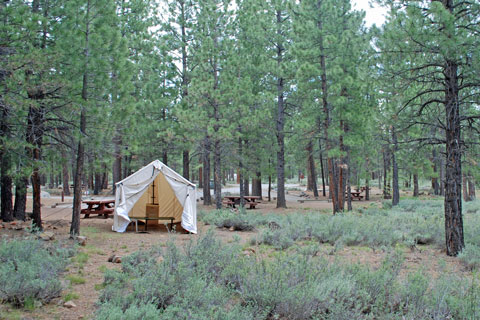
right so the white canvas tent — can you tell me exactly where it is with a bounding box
[112,160,197,234]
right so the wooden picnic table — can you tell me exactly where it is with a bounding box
[349,191,363,201]
[222,196,261,209]
[81,199,115,218]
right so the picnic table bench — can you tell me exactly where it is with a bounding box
[81,199,115,218]
[223,196,261,209]
[349,191,363,201]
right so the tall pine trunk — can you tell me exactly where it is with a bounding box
[13,176,27,220]
[180,1,190,181]
[183,151,190,180]
[383,148,391,199]
[306,140,318,197]
[252,171,262,199]
[318,20,338,213]
[239,138,245,208]
[202,136,211,205]
[432,149,440,195]
[440,0,464,257]
[392,127,399,206]
[112,134,122,193]
[213,139,222,209]
[71,0,91,237]
[162,150,168,165]
[0,105,13,222]
[339,123,346,211]
[444,58,464,256]
[26,94,45,229]
[275,9,287,209]
[413,174,419,197]
[319,138,326,197]
[346,150,352,211]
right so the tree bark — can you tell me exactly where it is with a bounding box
[252,171,262,199]
[438,0,464,257]
[183,150,190,180]
[268,158,272,202]
[244,176,249,196]
[306,140,318,197]
[71,106,86,237]
[102,164,108,189]
[317,16,338,213]
[339,123,345,211]
[213,139,222,209]
[383,148,391,199]
[274,9,287,209]
[346,151,352,211]
[26,94,45,230]
[239,138,245,208]
[439,155,445,196]
[13,176,27,221]
[71,1,91,237]
[392,127,399,206]
[444,58,464,256]
[202,136,211,205]
[94,170,102,195]
[413,174,419,197]
[0,106,13,222]
[365,177,370,201]
[365,158,370,201]
[319,138,326,197]
[112,134,122,193]
[0,159,13,222]
[432,149,440,195]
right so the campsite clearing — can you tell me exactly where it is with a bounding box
[0,191,476,319]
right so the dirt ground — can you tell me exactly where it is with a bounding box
[0,191,467,320]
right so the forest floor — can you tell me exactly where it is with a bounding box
[0,187,468,320]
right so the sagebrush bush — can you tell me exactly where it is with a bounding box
[199,209,278,231]
[250,200,480,250]
[0,238,73,306]
[97,232,480,319]
[458,244,480,270]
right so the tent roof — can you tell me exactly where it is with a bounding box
[116,160,195,188]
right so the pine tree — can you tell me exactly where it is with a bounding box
[377,0,480,255]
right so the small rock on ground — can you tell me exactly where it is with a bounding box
[76,236,87,246]
[38,231,55,241]
[108,254,122,263]
[64,301,76,308]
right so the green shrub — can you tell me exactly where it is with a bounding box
[0,238,73,306]
[96,232,480,320]
[66,274,86,285]
[199,209,280,232]
[459,244,480,270]
[254,200,451,250]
